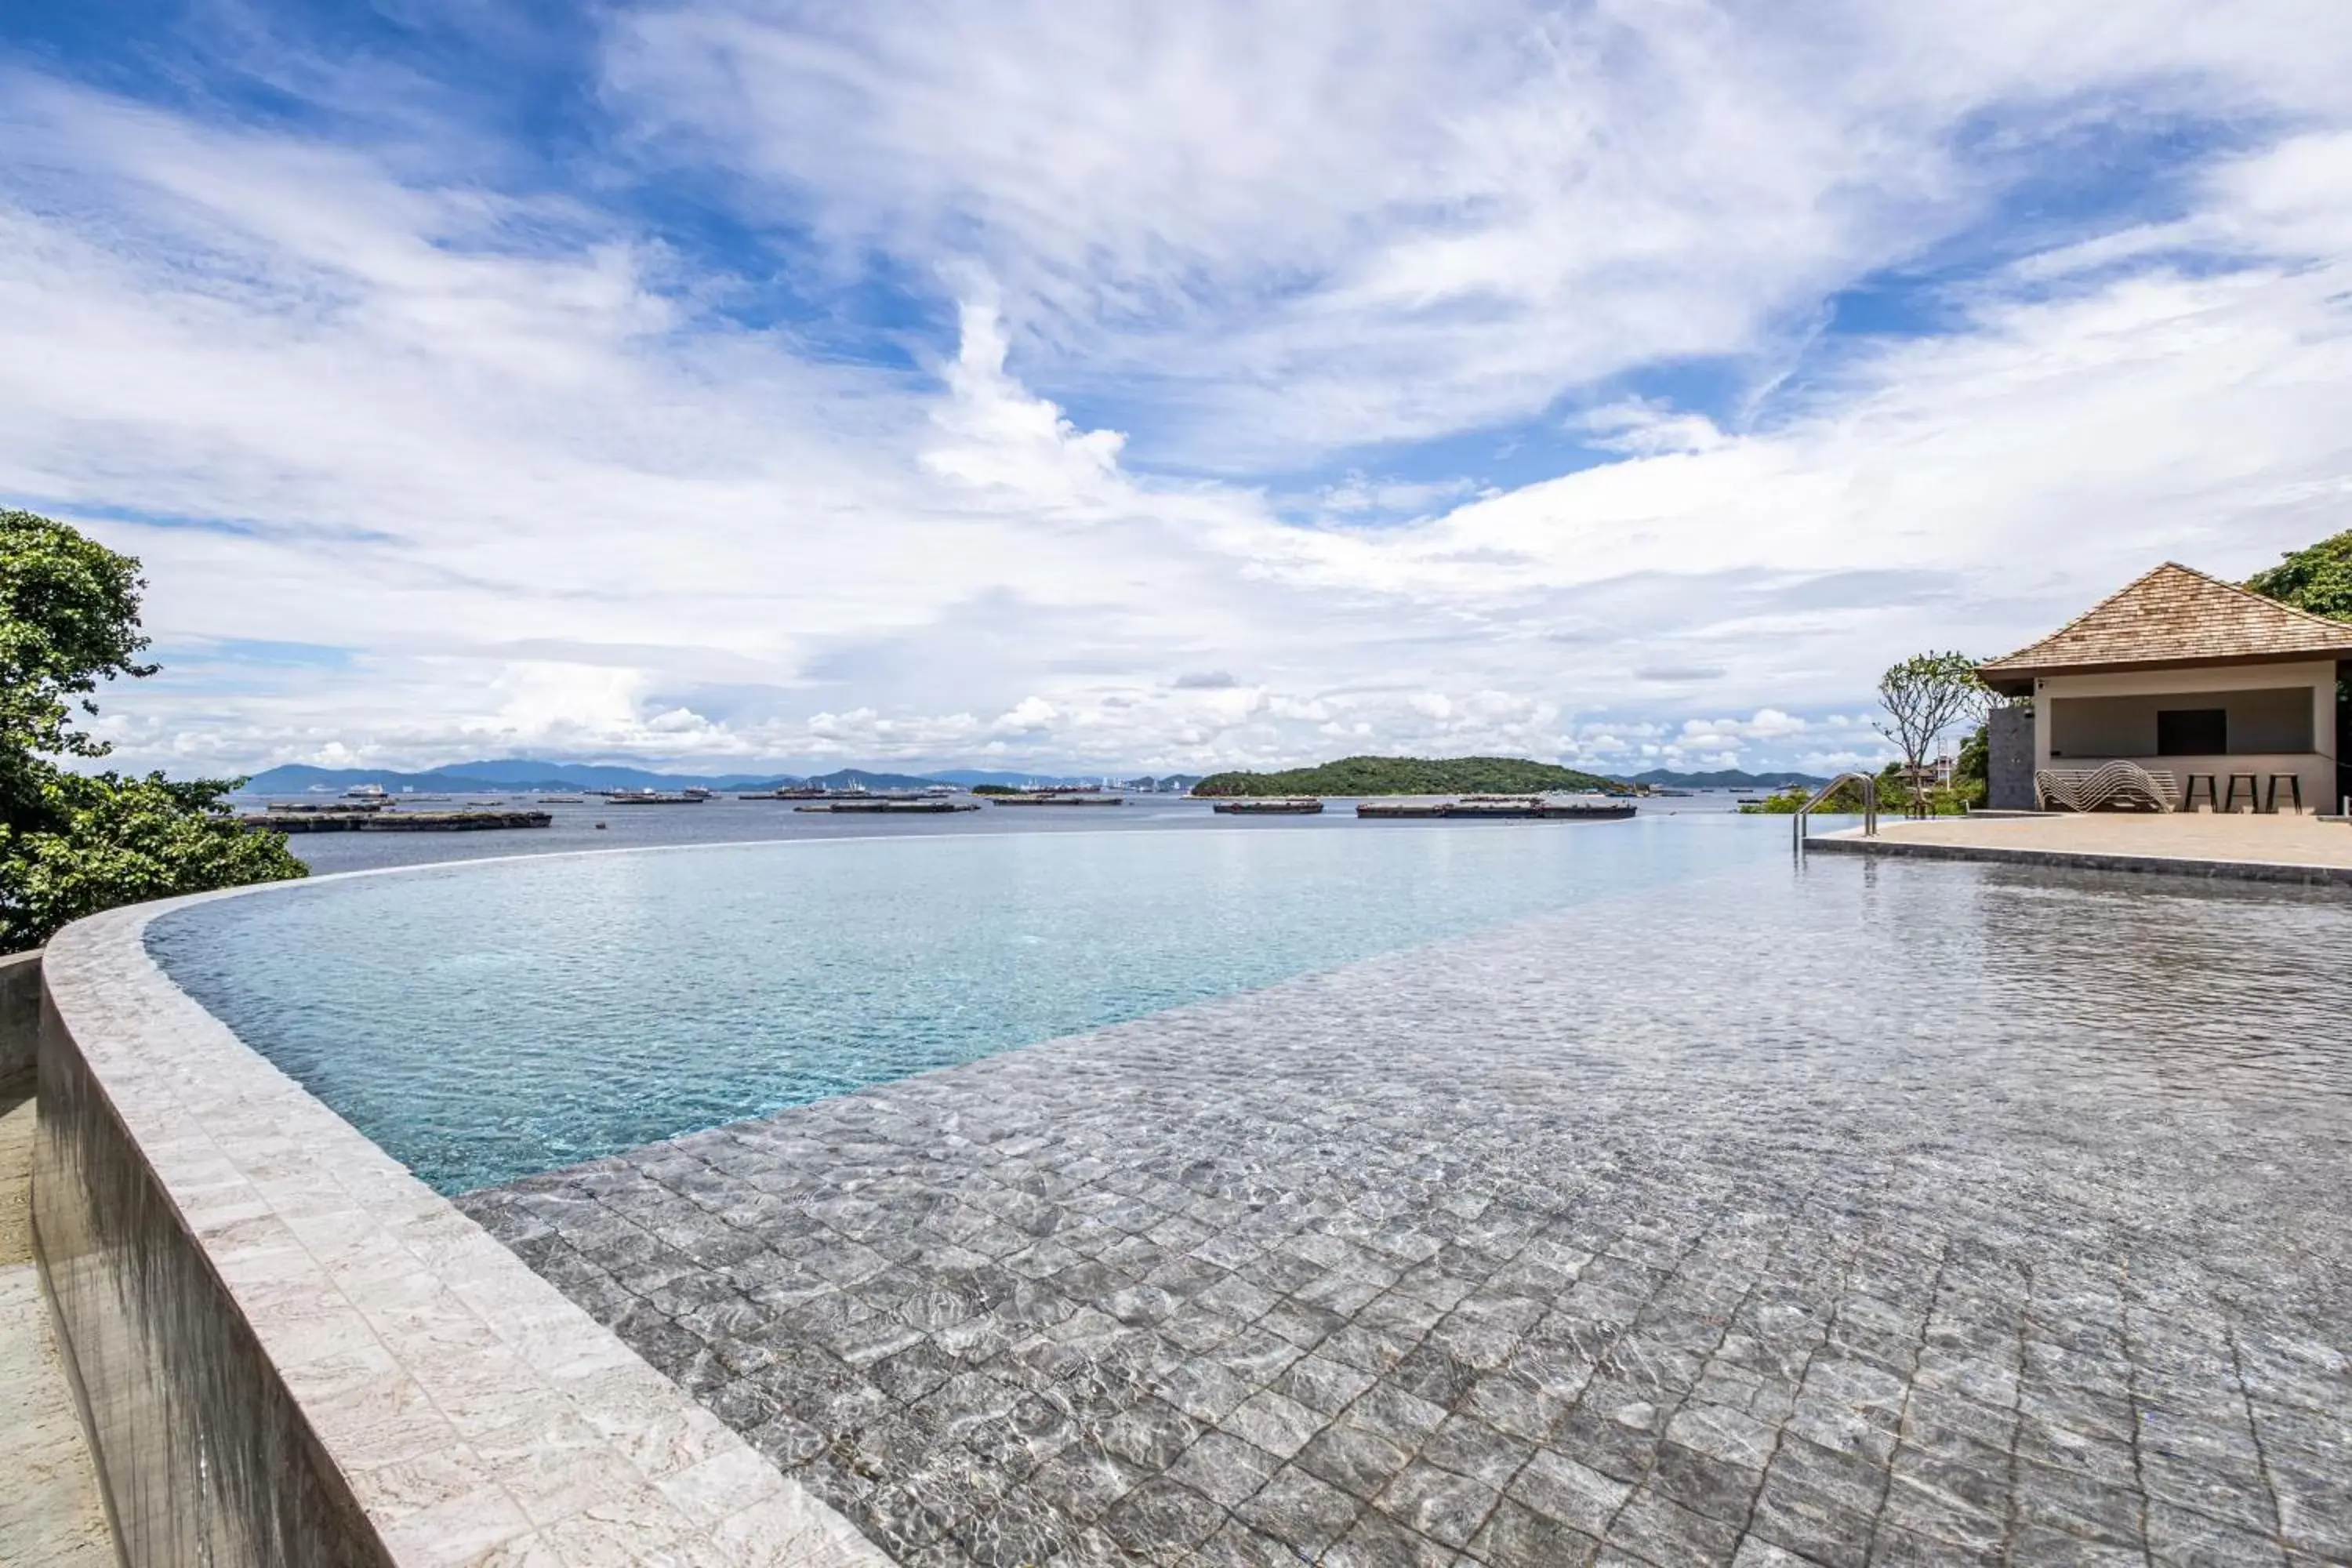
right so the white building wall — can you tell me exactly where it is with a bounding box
[2031,659,2337,812]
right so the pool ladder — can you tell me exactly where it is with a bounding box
[1792,771,1879,851]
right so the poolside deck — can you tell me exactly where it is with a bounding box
[1809,812,2352,884]
[462,855,2352,1568]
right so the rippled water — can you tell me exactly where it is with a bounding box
[149,816,1779,1192]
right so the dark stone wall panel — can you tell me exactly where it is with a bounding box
[1987,703,2036,811]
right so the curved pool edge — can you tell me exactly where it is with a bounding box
[33,889,895,1567]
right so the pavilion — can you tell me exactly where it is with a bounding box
[1977,562,2352,814]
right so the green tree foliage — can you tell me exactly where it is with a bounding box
[1952,722,1989,801]
[1192,754,1625,798]
[0,508,157,832]
[1875,652,1990,818]
[2245,529,2352,621]
[1737,786,1816,815]
[0,509,303,951]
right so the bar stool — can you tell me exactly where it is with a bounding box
[2266,773,2303,815]
[2183,774,2221,812]
[2223,773,2261,813]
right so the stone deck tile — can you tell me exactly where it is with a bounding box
[459,859,2352,1566]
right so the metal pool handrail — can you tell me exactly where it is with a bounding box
[1794,771,1878,849]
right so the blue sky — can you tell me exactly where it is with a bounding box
[5,2,2350,777]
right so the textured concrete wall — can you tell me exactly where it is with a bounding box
[1987,704,2036,811]
[34,997,389,1568]
[0,951,41,1084]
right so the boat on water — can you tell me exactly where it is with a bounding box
[343,782,388,800]
[739,786,829,799]
[1211,797,1323,815]
[1356,793,1636,821]
[794,799,978,814]
[986,793,1124,806]
[245,808,552,833]
[601,789,706,804]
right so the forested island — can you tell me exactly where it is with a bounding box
[1191,754,1628,797]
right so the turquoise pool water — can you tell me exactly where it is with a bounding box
[147,817,1781,1192]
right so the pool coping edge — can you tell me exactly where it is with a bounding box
[37,887,895,1567]
[1806,828,2352,885]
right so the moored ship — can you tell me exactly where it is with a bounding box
[1356,794,1635,821]
[1210,797,1323,815]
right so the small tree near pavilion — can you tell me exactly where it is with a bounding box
[1874,652,1991,818]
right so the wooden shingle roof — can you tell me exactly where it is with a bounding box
[1978,562,2352,688]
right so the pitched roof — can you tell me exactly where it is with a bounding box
[1978,561,2352,684]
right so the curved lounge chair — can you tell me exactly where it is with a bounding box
[2034,761,2180,812]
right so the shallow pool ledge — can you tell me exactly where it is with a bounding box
[33,889,892,1568]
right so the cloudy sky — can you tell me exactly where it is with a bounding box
[5,2,2350,779]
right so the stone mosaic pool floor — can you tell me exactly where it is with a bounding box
[459,858,2352,1567]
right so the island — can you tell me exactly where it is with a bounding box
[1191,754,1629,798]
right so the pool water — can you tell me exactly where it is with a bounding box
[148,817,1781,1192]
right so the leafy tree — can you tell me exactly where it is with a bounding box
[1192,754,1626,798]
[0,509,303,951]
[0,509,157,834]
[1874,652,1990,818]
[2246,529,2352,621]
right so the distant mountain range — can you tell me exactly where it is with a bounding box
[1630,768,1830,789]
[238,759,1204,795]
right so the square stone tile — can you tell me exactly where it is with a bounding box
[453,863,2352,1568]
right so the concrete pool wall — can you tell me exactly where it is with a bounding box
[31,884,889,1567]
[1,948,42,1080]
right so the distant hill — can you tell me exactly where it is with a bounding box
[927,768,1109,787]
[923,769,1202,790]
[245,757,1212,797]
[1631,768,1830,789]
[237,758,1134,795]
[434,759,795,789]
[801,768,952,791]
[1192,754,1627,798]
[241,760,801,794]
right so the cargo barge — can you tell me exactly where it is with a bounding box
[793,800,978,814]
[245,809,553,833]
[1356,796,1636,821]
[1210,798,1324,815]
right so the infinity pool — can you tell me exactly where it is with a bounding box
[147,817,1780,1192]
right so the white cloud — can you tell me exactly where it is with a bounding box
[601,0,2352,466]
[920,301,1127,506]
[992,696,1060,735]
[5,8,2352,779]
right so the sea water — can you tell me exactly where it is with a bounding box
[148,815,1780,1192]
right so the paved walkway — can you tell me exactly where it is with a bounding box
[463,856,2352,1568]
[0,1081,116,1568]
[1817,813,2352,877]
